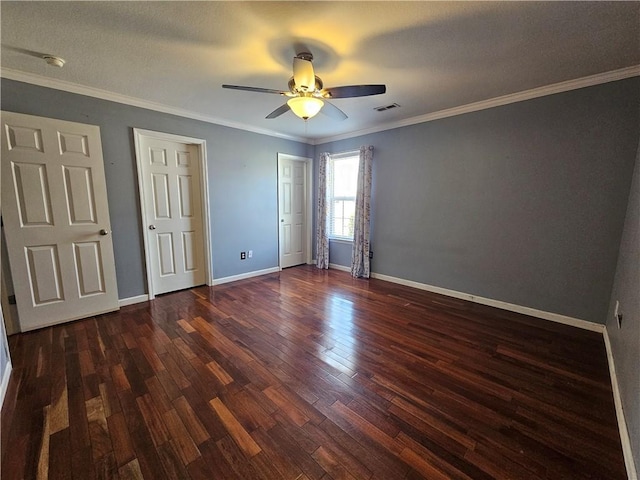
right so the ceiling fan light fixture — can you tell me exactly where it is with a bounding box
[287,96,324,120]
[222,49,385,121]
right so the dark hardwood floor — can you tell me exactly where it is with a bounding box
[1,265,627,479]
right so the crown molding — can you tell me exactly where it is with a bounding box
[0,68,307,143]
[311,65,640,145]
[3,65,638,146]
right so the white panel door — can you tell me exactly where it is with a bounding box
[138,136,205,295]
[279,156,307,268]
[1,111,119,331]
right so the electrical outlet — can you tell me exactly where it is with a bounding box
[248,250,253,258]
[240,251,246,260]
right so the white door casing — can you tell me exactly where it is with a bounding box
[1,111,119,331]
[0,129,13,410]
[134,129,211,298]
[278,154,312,269]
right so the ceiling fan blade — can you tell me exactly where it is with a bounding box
[322,84,386,98]
[293,57,315,92]
[265,103,291,119]
[320,101,348,121]
[222,84,287,95]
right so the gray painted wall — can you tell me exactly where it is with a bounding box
[1,79,311,299]
[316,78,640,324]
[1,75,638,467]
[2,78,637,323]
[606,141,640,476]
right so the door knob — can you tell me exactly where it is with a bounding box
[149,225,156,230]
[99,229,109,236]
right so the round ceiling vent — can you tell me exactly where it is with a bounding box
[43,55,65,68]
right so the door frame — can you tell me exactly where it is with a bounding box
[133,128,212,299]
[277,153,313,269]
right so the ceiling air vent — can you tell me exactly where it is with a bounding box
[374,103,400,112]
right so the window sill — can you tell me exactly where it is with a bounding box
[329,238,353,245]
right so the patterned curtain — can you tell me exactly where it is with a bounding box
[316,152,331,269]
[351,146,373,278]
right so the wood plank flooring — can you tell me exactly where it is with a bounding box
[1,265,627,479]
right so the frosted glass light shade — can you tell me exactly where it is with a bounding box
[287,97,324,120]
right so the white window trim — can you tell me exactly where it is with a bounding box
[327,150,359,241]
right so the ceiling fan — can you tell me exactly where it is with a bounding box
[222,52,386,121]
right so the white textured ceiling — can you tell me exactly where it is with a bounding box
[1,1,639,142]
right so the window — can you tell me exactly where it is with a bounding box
[328,152,360,240]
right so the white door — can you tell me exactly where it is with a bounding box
[136,134,206,296]
[1,112,119,331]
[278,155,308,268]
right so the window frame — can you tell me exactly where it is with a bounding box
[327,150,360,242]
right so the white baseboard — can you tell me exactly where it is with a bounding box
[329,263,350,273]
[327,266,604,332]
[212,267,280,286]
[603,328,638,480]
[369,271,603,332]
[120,269,283,301]
[119,294,150,307]
[0,359,12,412]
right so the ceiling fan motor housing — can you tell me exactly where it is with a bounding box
[288,76,323,95]
[293,55,316,92]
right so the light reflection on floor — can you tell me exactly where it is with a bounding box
[320,294,357,374]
